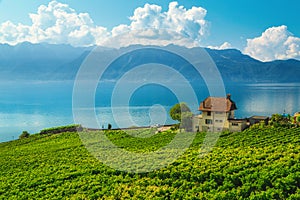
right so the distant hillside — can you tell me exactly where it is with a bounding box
[206,48,300,83]
[0,42,90,80]
[0,127,299,199]
[0,43,299,83]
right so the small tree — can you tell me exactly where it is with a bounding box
[270,113,292,127]
[169,102,191,122]
[108,123,112,130]
[170,102,193,131]
[19,131,30,139]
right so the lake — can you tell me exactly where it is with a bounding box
[0,81,299,142]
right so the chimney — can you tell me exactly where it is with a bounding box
[227,94,231,100]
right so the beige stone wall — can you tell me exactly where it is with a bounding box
[199,111,230,132]
[229,121,248,132]
[191,115,201,132]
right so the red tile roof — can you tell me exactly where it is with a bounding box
[199,95,237,112]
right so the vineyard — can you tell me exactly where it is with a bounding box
[0,126,299,199]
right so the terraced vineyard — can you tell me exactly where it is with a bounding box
[0,127,299,199]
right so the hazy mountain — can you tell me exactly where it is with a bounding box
[0,43,299,83]
[206,48,300,83]
[0,42,90,80]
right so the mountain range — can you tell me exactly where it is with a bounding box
[0,42,299,83]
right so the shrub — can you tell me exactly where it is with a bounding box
[19,131,30,139]
[269,113,293,128]
[171,124,180,131]
[40,124,83,135]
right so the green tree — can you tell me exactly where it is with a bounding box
[169,103,193,131]
[270,113,292,127]
[19,131,30,139]
[169,102,191,122]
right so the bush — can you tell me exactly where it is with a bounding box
[40,124,83,135]
[269,113,293,128]
[171,124,180,131]
[19,131,30,139]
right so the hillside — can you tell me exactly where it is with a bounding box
[206,48,300,83]
[0,42,89,80]
[0,43,300,83]
[0,127,299,199]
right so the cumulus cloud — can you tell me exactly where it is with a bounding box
[244,25,300,62]
[0,1,209,47]
[0,1,109,46]
[110,2,208,47]
[207,42,232,50]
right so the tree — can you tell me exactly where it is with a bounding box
[270,113,292,127]
[169,102,191,122]
[19,131,30,139]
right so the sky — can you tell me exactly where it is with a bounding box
[0,0,299,61]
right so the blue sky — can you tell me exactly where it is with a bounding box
[0,0,299,61]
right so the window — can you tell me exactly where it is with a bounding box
[232,123,239,126]
[207,111,211,116]
[205,119,213,124]
[215,119,223,123]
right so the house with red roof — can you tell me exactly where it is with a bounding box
[193,94,248,132]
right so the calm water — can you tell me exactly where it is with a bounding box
[0,81,300,142]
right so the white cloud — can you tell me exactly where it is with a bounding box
[0,21,32,44]
[244,25,300,61]
[207,42,232,50]
[0,1,209,47]
[117,1,208,47]
[0,1,108,46]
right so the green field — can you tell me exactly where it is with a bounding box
[0,127,300,199]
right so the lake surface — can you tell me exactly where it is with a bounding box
[0,81,300,142]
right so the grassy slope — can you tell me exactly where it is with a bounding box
[0,127,299,199]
